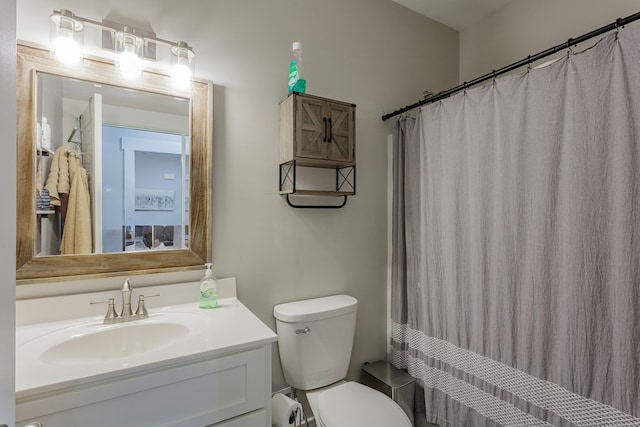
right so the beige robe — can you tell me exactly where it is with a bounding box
[44,145,78,206]
[60,164,92,255]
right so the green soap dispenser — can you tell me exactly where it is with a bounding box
[288,42,306,93]
[199,263,219,309]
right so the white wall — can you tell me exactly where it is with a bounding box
[0,0,16,424]
[460,0,640,82]
[16,0,459,390]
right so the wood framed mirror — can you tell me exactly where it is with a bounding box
[16,44,212,283]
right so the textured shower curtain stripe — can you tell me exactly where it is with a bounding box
[390,323,640,427]
[391,18,640,427]
[391,347,553,427]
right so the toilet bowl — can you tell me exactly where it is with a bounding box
[273,295,412,427]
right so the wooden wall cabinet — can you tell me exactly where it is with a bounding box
[279,92,356,207]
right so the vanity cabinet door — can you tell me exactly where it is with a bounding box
[16,347,268,427]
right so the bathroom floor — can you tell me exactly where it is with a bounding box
[416,415,439,427]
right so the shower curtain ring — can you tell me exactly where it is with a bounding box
[615,18,622,39]
[566,38,574,57]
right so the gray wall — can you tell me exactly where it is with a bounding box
[0,0,16,423]
[16,0,459,390]
[460,0,640,82]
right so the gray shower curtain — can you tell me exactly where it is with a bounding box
[390,22,640,427]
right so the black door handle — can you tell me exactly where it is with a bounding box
[322,117,328,142]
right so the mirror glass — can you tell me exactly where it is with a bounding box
[36,73,191,255]
[17,44,212,282]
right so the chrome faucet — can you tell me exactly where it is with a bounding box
[91,278,159,324]
[121,278,134,319]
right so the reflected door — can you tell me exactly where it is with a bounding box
[103,126,189,253]
[80,94,103,253]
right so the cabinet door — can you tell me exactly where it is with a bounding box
[16,348,267,427]
[326,102,354,163]
[295,95,326,160]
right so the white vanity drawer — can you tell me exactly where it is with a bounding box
[17,346,267,427]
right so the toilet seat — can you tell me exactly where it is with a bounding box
[315,381,411,427]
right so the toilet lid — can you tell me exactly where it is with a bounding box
[317,382,411,427]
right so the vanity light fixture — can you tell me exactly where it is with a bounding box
[171,41,196,89]
[50,9,84,65]
[114,27,144,78]
[49,9,196,86]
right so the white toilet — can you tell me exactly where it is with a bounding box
[274,294,412,427]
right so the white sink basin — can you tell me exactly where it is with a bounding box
[40,321,190,364]
[17,311,206,369]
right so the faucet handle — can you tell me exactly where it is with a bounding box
[90,298,118,324]
[135,293,160,318]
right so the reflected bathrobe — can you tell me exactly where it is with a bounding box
[60,163,92,255]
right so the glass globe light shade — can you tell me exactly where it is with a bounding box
[50,10,84,65]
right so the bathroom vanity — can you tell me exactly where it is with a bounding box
[15,278,277,427]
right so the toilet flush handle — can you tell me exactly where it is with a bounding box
[296,327,311,334]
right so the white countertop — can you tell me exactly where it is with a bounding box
[16,279,277,400]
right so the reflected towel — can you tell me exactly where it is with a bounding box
[60,165,92,254]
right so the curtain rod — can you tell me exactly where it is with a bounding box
[382,11,640,121]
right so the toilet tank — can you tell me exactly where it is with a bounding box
[274,295,358,390]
